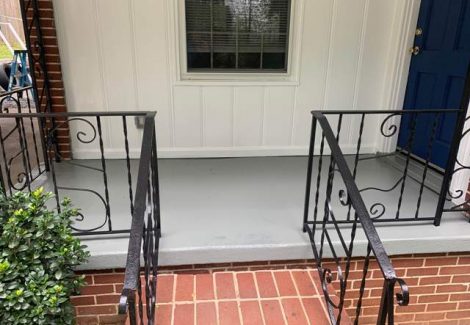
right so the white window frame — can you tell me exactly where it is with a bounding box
[170,0,304,85]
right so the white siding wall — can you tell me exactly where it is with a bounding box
[52,0,415,158]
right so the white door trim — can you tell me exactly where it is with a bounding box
[378,0,421,153]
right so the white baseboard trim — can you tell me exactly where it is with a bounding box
[71,144,377,159]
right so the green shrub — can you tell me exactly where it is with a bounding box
[0,188,90,324]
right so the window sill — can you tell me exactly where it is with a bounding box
[174,74,300,86]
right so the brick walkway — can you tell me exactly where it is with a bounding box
[74,269,341,324]
[155,269,332,325]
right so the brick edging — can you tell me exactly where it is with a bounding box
[73,252,470,324]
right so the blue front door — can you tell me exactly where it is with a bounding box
[398,0,470,169]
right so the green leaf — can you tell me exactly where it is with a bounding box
[54,271,63,280]
[0,190,89,323]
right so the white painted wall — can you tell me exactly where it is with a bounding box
[52,0,416,158]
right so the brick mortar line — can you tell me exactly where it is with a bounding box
[170,274,176,325]
[307,269,332,321]
[263,271,289,324]
[286,270,312,325]
[232,272,245,325]
[211,272,220,325]
[286,270,308,324]
[251,270,267,325]
[192,275,196,325]
[135,294,325,307]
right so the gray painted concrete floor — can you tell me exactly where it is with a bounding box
[35,156,470,269]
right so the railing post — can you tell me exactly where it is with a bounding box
[376,280,395,325]
[434,64,470,226]
[152,127,161,235]
[303,113,316,232]
[18,0,59,165]
[119,112,158,323]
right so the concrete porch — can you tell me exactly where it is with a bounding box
[32,155,470,270]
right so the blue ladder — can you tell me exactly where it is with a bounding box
[7,50,31,92]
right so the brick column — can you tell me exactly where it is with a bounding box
[20,0,71,159]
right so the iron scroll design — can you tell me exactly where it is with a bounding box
[304,111,409,324]
[441,115,470,214]
[319,109,465,223]
[0,88,45,195]
[0,110,153,236]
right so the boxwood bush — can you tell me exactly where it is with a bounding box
[0,188,89,324]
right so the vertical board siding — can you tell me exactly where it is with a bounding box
[264,87,296,146]
[132,0,172,148]
[291,0,335,147]
[95,0,137,111]
[53,0,110,156]
[233,87,265,147]
[203,87,234,147]
[54,0,406,158]
[54,0,104,111]
[173,86,202,147]
[324,0,367,148]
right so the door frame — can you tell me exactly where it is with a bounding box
[379,0,421,153]
[384,0,470,206]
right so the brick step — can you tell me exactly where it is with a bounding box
[73,269,353,325]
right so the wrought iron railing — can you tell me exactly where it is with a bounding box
[0,87,155,236]
[303,111,410,324]
[119,113,160,325]
[0,87,48,192]
[303,108,469,226]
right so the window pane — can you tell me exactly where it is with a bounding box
[185,0,290,72]
[239,53,261,69]
[214,53,236,69]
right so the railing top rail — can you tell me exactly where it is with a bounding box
[312,108,461,115]
[313,111,397,280]
[0,111,157,118]
[0,86,34,97]
[119,112,156,313]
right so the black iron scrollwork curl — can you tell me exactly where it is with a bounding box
[380,113,401,138]
[447,188,464,200]
[446,125,470,202]
[46,117,97,146]
[338,189,350,206]
[368,203,386,219]
[394,278,410,306]
[358,176,404,220]
[59,187,109,233]
[0,95,21,113]
[320,267,345,310]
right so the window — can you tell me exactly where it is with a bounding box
[185,0,291,72]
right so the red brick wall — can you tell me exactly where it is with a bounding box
[23,0,71,158]
[333,252,470,324]
[72,270,126,325]
[73,253,470,324]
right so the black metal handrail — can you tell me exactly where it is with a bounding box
[304,111,409,324]
[119,112,160,325]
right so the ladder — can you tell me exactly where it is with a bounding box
[7,50,31,92]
